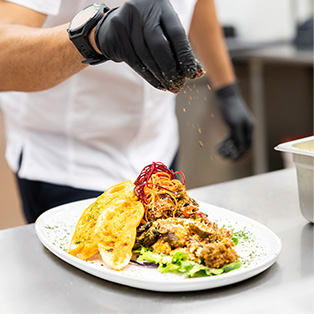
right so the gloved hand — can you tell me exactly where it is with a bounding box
[94,0,204,93]
[215,83,254,160]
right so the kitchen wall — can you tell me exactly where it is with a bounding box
[215,0,313,42]
[176,76,254,190]
[0,0,313,228]
[176,0,313,189]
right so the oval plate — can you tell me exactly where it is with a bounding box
[35,199,281,292]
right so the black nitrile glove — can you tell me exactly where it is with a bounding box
[94,0,204,93]
[215,83,254,160]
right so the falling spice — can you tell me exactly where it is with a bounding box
[207,84,211,90]
[182,84,205,149]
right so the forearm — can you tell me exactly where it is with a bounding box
[189,0,235,89]
[0,23,86,92]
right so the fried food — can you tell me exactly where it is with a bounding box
[136,217,239,268]
[94,186,144,270]
[133,162,239,269]
[69,180,144,270]
[68,191,109,260]
[69,162,239,273]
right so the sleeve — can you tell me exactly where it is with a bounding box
[5,0,61,15]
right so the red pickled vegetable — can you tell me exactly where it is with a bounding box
[134,162,185,204]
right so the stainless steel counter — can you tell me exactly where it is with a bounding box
[1,168,313,314]
[230,42,313,175]
[230,42,314,65]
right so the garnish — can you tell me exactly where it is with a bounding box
[134,162,185,205]
[133,246,241,278]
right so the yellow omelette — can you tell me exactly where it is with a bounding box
[69,180,144,270]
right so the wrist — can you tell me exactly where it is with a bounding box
[68,3,109,65]
[215,82,239,98]
[88,26,102,54]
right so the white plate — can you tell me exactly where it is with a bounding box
[35,199,281,292]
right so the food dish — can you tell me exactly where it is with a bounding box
[68,180,144,270]
[35,198,281,292]
[68,162,240,273]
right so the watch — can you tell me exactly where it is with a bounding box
[68,3,110,65]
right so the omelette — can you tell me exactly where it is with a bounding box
[69,180,144,270]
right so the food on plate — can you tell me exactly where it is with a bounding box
[69,162,240,276]
[136,217,238,269]
[93,183,144,270]
[133,162,239,271]
[69,180,144,270]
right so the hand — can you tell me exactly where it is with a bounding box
[94,0,204,93]
[215,83,254,160]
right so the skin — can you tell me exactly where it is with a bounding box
[0,1,85,91]
[0,0,235,92]
[189,0,236,89]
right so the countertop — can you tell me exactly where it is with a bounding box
[227,40,313,65]
[1,168,313,314]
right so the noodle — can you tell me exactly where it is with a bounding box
[142,172,181,222]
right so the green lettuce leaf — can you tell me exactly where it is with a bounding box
[134,246,241,278]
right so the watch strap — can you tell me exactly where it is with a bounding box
[70,31,107,65]
[68,4,110,65]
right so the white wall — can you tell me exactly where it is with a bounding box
[215,0,313,42]
[295,0,314,22]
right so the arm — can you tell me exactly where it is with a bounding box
[189,0,254,160]
[0,1,86,92]
[189,0,234,89]
[0,0,203,93]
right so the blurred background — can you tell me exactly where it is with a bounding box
[0,0,313,229]
[176,0,313,187]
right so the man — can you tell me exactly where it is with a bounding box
[0,0,254,223]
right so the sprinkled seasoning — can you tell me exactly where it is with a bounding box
[227,224,266,268]
[45,224,74,253]
[42,209,269,276]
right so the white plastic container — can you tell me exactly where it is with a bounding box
[275,136,314,223]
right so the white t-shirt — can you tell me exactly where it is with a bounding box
[1,0,197,191]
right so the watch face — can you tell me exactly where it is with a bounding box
[70,4,99,31]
